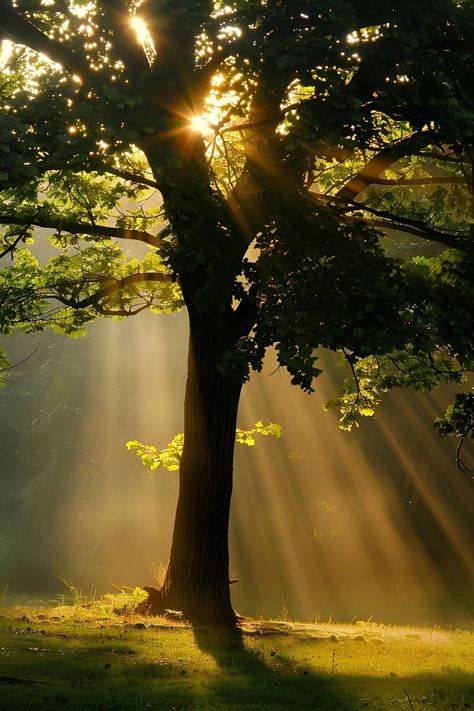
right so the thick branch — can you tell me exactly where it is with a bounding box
[0,5,91,79]
[0,214,163,248]
[336,133,431,200]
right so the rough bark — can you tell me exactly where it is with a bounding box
[145,305,242,624]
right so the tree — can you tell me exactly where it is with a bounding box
[0,0,473,625]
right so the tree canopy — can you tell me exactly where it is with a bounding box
[1,0,473,421]
[1,0,473,620]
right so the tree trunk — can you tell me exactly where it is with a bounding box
[146,305,242,625]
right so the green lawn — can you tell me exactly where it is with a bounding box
[0,603,472,710]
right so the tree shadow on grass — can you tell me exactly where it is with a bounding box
[192,623,474,709]
[2,615,473,710]
[2,626,473,711]
[192,622,359,710]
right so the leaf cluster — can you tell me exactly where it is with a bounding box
[126,421,281,473]
[0,0,473,444]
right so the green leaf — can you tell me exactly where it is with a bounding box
[127,422,282,472]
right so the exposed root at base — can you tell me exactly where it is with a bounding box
[138,585,240,627]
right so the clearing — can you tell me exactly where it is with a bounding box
[0,601,472,709]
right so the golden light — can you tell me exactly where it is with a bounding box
[130,16,148,42]
[190,114,212,134]
[230,352,474,624]
[69,2,94,19]
[130,16,156,63]
[3,302,473,626]
[64,312,187,589]
[211,73,225,87]
[0,40,13,68]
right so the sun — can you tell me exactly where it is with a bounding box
[189,115,211,134]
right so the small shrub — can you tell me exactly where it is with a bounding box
[99,587,148,615]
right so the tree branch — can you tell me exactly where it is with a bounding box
[335,133,432,200]
[368,176,468,187]
[0,4,91,79]
[217,100,309,137]
[306,191,468,251]
[343,200,468,249]
[0,220,34,259]
[0,214,163,248]
[94,301,152,317]
[0,342,40,372]
[356,218,466,250]
[101,166,160,190]
[57,272,172,309]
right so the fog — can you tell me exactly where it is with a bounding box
[0,310,473,626]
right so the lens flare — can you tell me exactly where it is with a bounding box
[190,115,211,134]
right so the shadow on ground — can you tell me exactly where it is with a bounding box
[1,616,473,710]
[192,622,359,709]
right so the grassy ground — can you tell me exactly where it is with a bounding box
[0,601,472,710]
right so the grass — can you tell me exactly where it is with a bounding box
[0,598,473,710]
